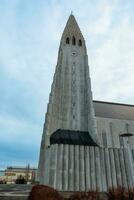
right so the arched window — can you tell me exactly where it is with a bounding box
[78,39,82,46]
[66,37,69,44]
[72,36,76,45]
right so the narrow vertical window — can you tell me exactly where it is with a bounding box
[66,37,69,44]
[72,36,76,45]
[109,122,114,147]
[102,131,107,147]
[78,39,82,46]
[119,136,124,148]
[126,123,129,133]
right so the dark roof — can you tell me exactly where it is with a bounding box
[50,129,98,146]
[93,100,134,120]
[7,166,36,171]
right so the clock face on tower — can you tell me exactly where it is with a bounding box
[72,51,78,57]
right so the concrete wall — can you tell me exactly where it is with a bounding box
[96,117,134,149]
[40,144,134,191]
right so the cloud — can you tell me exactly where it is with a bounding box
[0,0,134,169]
[0,113,40,169]
[88,0,119,35]
[90,16,134,103]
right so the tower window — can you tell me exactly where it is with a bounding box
[66,37,69,44]
[72,36,76,45]
[78,39,82,46]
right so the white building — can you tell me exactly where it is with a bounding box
[38,14,134,192]
[0,166,37,184]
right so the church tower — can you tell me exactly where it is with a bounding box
[38,14,134,191]
[38,14,98,184]
[43,14,97,142]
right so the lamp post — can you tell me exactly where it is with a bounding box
[120,133,134,187]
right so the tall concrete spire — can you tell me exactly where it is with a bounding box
[45,15,96,139]
[61,14,84,40]
[38,15,98,183]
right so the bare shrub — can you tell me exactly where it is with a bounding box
[69,190,101,200]
[106,187,134,200]
[28,185,64,200]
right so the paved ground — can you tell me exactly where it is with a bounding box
[0,184,72,199]
[0,185,107,200]
[0,184,32,196]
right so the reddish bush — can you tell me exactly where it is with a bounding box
[69,190,101,200]
[28,185,134,200]
[106,187,134,200]
[28,185,64,200]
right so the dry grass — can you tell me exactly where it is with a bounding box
[106,187,134,200]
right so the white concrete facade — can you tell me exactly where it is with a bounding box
[38,14,98,183]
[40,144,134,191]
[38,15,134,189]
[93,101,134,149]
[43,14,97,142]
[96,117,134,148]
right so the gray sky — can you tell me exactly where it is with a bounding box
[0,0,134,169]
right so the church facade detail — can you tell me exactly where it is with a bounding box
[38,15,134,191]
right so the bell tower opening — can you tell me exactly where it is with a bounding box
[72,36,76,45]
[66,37,69,44]
[78,39,82,46]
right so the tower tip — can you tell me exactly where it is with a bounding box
[61,12,84,42]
